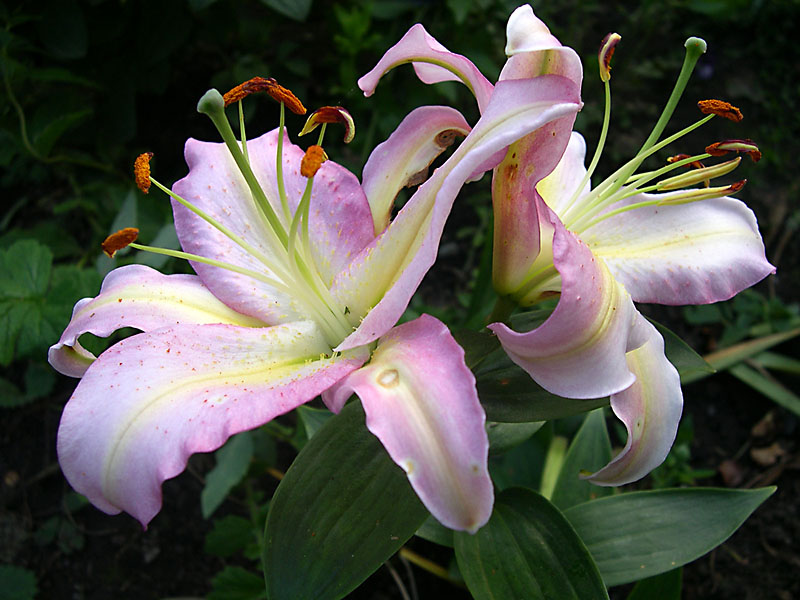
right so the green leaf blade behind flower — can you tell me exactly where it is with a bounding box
[263,401,429,600]
[564,487,775,586]
[454,487,609,600]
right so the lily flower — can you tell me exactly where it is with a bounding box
[360,5,774,485]
[49,71,581,531]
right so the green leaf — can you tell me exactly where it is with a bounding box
[650,320,713,380]
[454,487,608,600]
[550,409,613,510]
[296,405,334,440]
[0,240,53,365]
[564,487,775,586]
[201,431,254,518]
[415,515,454,548]
[263,401,429,600]
[753,351,800,375]
[728,363,800,416]
[32,109,92,156]
[208,566,267,600]
[259,0,312,21]
[473,343,609,422]
[0,565,38,600]
[0,377,26,408]
[626,568,682,600]
[206,515,256,558]
[487,421,543,455]
[37,0,88,60]
[683,328,800,384]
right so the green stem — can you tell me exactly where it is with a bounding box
[488,295,516,325]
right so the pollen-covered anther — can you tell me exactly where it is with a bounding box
[667,154,706,170]
[657,157,741,190]
[705,139,761,162]
[134,152,153,193]
[697,99,743,122]
[300,106,355,143]
[300,145,328,178]
[658,179,746,205]
[222,77,306,114]
[598,32,621,82]
[102,228,139,258]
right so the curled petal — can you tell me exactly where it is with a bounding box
[57,321,368,526]
[324,315,492,533]
[583,317,683,485]
[491,115,577,295]
[335,76,581,350]
[489,199,641,399]
[358,24,494,113]
[362,106,470,234]
[535,131,591,217]
[501,5,583,87]
[582,194,775,305]
[48,265,263,377]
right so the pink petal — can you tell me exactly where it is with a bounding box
[582,194,775,305]
[489,198,641,399]
[357,24,494,113]
[491,113,577,295]
[335,75,582,350]
[584,316,683,485]
[501,5,583,87]
[324,315,492,533]
[535,132,591,217]
[171,130,374,323]
[362,106,471,234]
[57,321,368,526]
[48,265,263,377]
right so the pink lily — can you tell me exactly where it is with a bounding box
[49,72,581,531]
[360,5,774,485]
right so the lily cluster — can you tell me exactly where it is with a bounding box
[49,5,772,534]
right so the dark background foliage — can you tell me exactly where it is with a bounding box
[1,0,798,598]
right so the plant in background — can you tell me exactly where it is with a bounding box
[40,4,781,600]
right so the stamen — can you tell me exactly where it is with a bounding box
[134,153,153,194]
[668,154,706,170]
[300,106,355,143]
[598,33,621,82]
[656,157,741,190]
[300,145,328,178]
[102,228,139,258]
[697,99,743,122]
[657,179,746,205]
[705,139,761,162]
[222,77,307,115]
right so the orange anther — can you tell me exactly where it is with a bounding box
[300,106,355,143]
[300,145,328,178]
[134,152,153,194]
[222,77,306,114]
[598,33,621,82]
[667,154,706,170]
[705,139,761,162]
[102,228,139,258]
[728,179,747,193]
[697,99,743,122]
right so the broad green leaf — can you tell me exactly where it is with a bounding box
[551,409,613,510]
[37,0,88,59]
[539,436,568,499]
[454,487,608,600]
[263,401,429,600]
[134,223,180,269]
[487,420,543,455]
[564,487,775,586]
[753,351,800,375]
[205,515,256,558]
[0,378,26,408]
[259,0,312,21]
[650,320,713,380]
[96,190,138,276]
[32,109,92,156]
[201,432,254,518]
[683,328,800,384]
[626,568,682,600]
[296,405,334,439]
[208,566,266,600]
[0,564,38,600]
[415,515,454,548]
[0,240,53,365]
[729,363,800,416]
